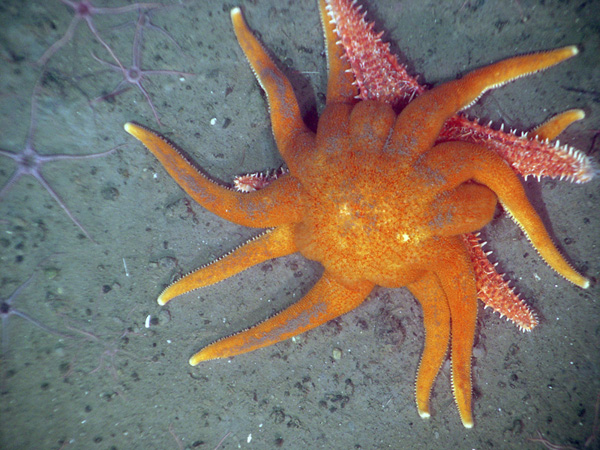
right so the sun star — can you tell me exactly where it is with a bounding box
[125,0,589,428]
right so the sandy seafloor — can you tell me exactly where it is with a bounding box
[0,0,599,449]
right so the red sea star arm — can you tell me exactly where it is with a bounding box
[325,0,424,105]
[423,141,590,289]
[230,8,316,173]
[319,0,359,104]
[157,224,298,306]
[391,46,580,161]
[462,233,538,331]
[233,167,288,192]
[438,114,594,183]
[124,122,303,227]
[407,272,451,422]
[189,274,374,365]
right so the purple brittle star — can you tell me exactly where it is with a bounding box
[38,0,162,67]
[1,270,71,358]
[0,79,121,242]
[91,9,193,126]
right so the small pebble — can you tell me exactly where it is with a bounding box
[157,309,171,325]
[332,348,342,360]
[44,267,60,280]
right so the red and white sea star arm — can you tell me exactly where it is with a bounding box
[462,233,538,331]
[326,0,424,105]
[439,115,594,183]
[233,167,289,193]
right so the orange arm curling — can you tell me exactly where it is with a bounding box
[230,8,315,173]
[124,122,303,228]
[422,141,589,289]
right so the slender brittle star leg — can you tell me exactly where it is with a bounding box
[91,10,193,126]
[38,0,162,68]
[1,269,71,358]
[0,77,122,242]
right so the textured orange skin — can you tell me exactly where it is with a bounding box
[124,1,588,429]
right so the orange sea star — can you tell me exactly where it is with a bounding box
[125,1,590,428]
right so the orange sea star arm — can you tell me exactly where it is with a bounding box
[423,237,479,428]
[124,122,303,227]
[533,109,586,141]
[189,273,374,365]
[158,224,298,306]
[230,8,315,173]
[407,272,450,423]
[422,141,589,289]
[390,46,579,161]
